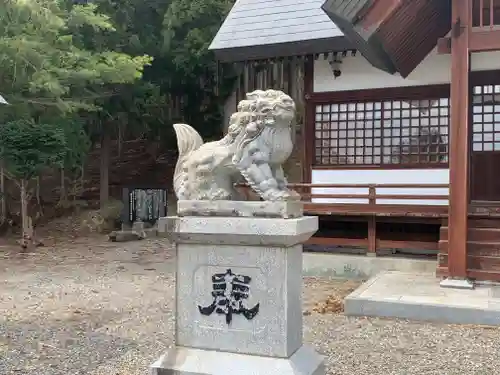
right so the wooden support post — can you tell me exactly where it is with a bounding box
[367,185,377,256]
[447,0,471,279]
[368,185,376,209]
[367,216,376,255]
[303,56,314,189]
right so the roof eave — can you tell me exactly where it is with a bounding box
[210,36,352,62]
[321,1,397,75]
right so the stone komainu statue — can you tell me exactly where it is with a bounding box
[172,89,300,201]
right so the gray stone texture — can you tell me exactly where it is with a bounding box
[176,242,303,357]
[302,252,437,279]
[177,200,304,219]
[172,90,299,202]
[152,206,324,374]
[158,215,318,247]
[151,345,325,375]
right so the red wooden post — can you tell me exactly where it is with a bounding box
[367,185,377,255]
[448,0,471,278]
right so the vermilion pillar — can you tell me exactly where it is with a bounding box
[447,0,471,279]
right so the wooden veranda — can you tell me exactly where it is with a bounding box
[315,0,500,282]
[438,0,500,281]
[213,0,500,282]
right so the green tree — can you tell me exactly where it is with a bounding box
[0,0,152,233]
[67,0,168,207]
[73,0,236,207]
[0,120,67,247]
[1,0,237,218]
[161,0,237,140]
[56,118,91,204]
[81,0,237,142]
[0,0,151,121]
[0,0,152,213]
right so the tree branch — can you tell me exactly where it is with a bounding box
[2,169,21,188]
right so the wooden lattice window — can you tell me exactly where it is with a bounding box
[314,98,449,167]
[472,84,500,152]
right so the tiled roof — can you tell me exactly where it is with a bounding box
[209,0,343,51]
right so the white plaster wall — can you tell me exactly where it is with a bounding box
[311,169,449,205]
[310,49,500,205]
[314,50,500,92]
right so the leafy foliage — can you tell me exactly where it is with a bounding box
[160,0,237,140]
[162,0,233,76]
[56,118,91,172]
[0,120,67,181]
[0,0,238,216]
[75,0,236,144]
[0,0,152,122]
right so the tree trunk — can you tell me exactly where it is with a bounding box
[60,167,67,203]
[100,132,111,209]
[0,161,5,224]
[20,179,33,251]
[118,125,123,156]
[75,161,85,202]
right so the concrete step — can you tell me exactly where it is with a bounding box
[344,271,500,325]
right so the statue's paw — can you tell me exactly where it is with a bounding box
[261,188,281,201]
[278,189,301,201]
[287,189,302,200]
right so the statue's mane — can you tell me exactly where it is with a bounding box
[221,89,293,146]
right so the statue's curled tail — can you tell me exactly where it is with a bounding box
[172,123,203,198]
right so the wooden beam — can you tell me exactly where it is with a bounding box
[447,0,471,278]
[438,30,500,54]
[306,237,368,248]
[469,29,500,52]
[359,0,402,30]
[378,239,439,251]
[437,37,452,54]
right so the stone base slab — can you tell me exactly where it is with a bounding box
[440,277,475,290]
[150,345,325,375]
[159,215,318,246]
[177,200,303,219]
[345,271,500,325]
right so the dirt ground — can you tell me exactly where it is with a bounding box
[2,232,500,375]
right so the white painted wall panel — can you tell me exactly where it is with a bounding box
[314,50,500,92]
[311,169,449,205]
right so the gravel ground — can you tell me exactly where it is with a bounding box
[1,237,500,375]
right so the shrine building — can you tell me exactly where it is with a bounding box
[209,0,500,283]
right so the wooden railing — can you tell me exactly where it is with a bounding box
[438,1,500,54]
[473,0,500,29]
[237,183,450,217]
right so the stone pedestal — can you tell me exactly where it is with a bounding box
[151,201,325,375]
